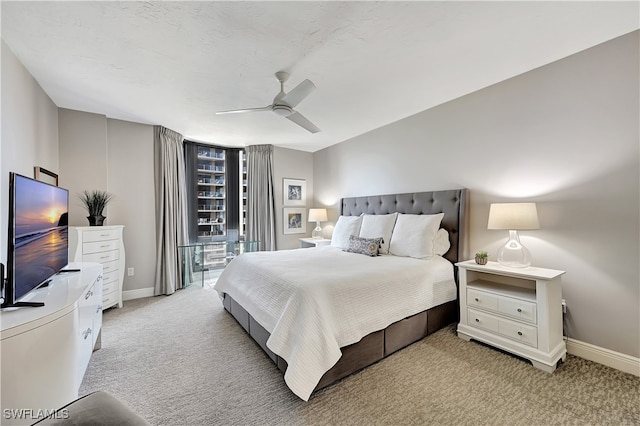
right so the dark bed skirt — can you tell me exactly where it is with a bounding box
[222,293,458,393]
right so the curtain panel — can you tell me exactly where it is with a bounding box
[246,144,276,251]
[153,126,189,295]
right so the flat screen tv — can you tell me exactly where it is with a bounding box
[2,172,69,308]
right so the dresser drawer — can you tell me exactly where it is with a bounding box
[83,240,119,254]
[82,229,121,243]
[467,288,498,311]
[102,292,118,308]
[102,280,117,295]
[101,260,119,274]
[102,269,119,285]
[498,297,537,324]
[83,249,119,264]
[467,308,499,334]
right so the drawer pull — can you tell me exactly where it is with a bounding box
[100,233,110,237]
[517,308,522,313]
[475,318,480,322]
[517,331,523,336]
[474,298,479,302]
[100,245,110,248]
[83,328,92,339]
[85,290,93,300]
[99,256,110,260]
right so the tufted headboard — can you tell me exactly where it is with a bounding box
[341,189,468,266]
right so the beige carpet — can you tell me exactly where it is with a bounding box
[80,285,640,425]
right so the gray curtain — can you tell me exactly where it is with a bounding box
[153,126,189,295]
[246,144,276,251]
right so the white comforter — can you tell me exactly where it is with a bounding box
[213,245,456,401]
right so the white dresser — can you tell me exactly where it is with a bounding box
[69,225,125,310]
[456,260,566,373]
[1,263,102,425]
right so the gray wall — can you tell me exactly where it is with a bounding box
[0,41,59,265]
[273,146,315,250]
[58,109,108,225]
[105,119,156,294]
[314,32,639,358]
[58,110,156,293]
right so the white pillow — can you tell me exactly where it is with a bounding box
[359,213,398,254]
[434,228,451,256]
[331,215,363,250]
[389,213,445,259]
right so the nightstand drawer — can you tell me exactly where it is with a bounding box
[498,297,537,324]
[467,288,498,311]
[468,287,537,325]
[467,308,499,333]
[499,319,538,347]
[469,308,538,348]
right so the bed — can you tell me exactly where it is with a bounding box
[214,189,467,400]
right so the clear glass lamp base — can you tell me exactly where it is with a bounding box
[312,223,323,239]
[497,230,531,268]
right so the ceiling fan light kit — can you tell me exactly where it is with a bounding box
[272,105,293,117]
[217,71,321,133]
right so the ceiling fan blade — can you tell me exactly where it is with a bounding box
[286,111,321,133]
[216,106,271,115]
[281,79,316,108]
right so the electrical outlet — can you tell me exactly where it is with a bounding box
[127,267,134,277]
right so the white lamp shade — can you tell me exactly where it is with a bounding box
[487,203,540,230]
[308,208,328,223]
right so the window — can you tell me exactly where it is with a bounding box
[184,142,246,243]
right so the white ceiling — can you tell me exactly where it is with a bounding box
[2,2,638,152]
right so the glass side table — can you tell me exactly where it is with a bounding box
[179,240,259,288]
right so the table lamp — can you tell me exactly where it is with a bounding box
[487,202,539,268]
[308,208,328,239]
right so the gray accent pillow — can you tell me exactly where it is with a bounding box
[345,235,383,257]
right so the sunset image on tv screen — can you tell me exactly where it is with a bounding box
[13,175,69,300]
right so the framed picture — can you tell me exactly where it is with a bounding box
[283,178,306,206]
[283,207,306,234]
[34,166,58,186]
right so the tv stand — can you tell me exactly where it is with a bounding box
[0,262,103,425]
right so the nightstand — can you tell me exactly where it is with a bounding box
[456,260,566,372]
[299,238,331,248]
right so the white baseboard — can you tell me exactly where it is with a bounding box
[566,337,640,377]
[122,287,155,301]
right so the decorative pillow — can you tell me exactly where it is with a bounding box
[330,215,363,250]
[434,228,451,256]
[358,213,398,254]
[389,213,445,259]
[345,235,383,257]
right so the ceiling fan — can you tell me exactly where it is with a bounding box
[216,71,320,134]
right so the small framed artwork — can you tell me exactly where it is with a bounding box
[283,178,306,206]
[283,207,306,234]
[34,167,58,186]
